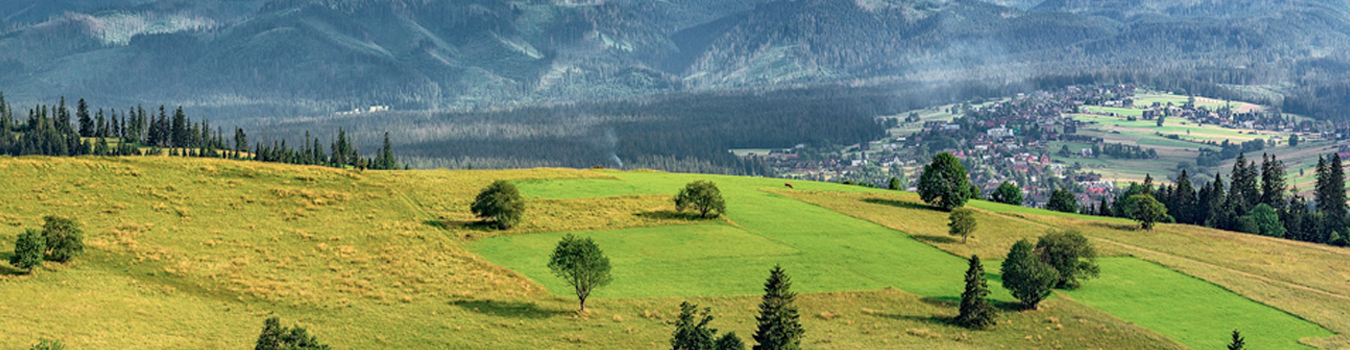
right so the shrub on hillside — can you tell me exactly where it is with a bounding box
[255,317,330,350]
[1001,239,1058,310]
[41,216,84,262]
[11,229,44,274]
[675,180,726,219]
[471,180,526,229]
[1035,230,1100,289]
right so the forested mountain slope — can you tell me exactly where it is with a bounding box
[2,0,1350,119]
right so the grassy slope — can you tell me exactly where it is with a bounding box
[0,157,1185,349]
[785,189,1346,349]
[479,174,1334,350]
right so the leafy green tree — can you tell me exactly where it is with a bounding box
[715,333,745,350]
[471,180,526,229]
[11,229,44,274]
[675,180,727,219]
[888,177,902,190]
[1001,239,1058,310]
[948,208,978,244]
[1228,330,1245,350]
[1046,189,1078,213]
[957,255,995,329]
[548,234,613,311]
[672,302,716,350]
[1290,134,1300,147]
[918,153,976,211]
[1034,230,1099,289]
[30,338,64,350]
[40,216,83,262]
[1125,194,1168,230]
[1244,203,1286,238]
[255,317,331,350]
[752,265,803,350]
[991,181,1023,205]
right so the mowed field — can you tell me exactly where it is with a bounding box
[0,156,1342,349]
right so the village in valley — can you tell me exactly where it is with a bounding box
[737,85,1343,207]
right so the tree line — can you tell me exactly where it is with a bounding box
[0,93,401,170]
[1081,153,1349,246]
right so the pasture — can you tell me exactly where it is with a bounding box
[0,156,1342,349]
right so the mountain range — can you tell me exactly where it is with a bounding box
[1,0,1349,120]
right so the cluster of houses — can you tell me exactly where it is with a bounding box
[741,84,1305,207]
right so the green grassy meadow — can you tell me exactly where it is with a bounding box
[0,156,1344,349]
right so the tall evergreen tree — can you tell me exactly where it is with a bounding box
[1230,153,1260,214]
[1173,170,1197,224]
[753,265,803,350]
[1316,154,1348,228]
[1261,153,1288,209]
[76,98,92,137]
[957,255,996,329]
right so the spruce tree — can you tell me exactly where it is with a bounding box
[957,255,995,329]
[1260,153,1288,209]
[1332,153,1347,225]
[1227,330,1245,350]
[1230,153,1260,213]
[671,302,716,350]
[1173,170,1196,224]
[753,265,803,350]
[76,98,92,137]
[715,333,746,350]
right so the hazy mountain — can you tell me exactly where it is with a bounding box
[0,0,1348,120]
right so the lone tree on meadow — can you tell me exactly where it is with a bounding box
[471,180,526,229]
[948,208,978,244]
[752,265,804,350]
[671,302,746,350]
[1046,188,1078,213]
[888,177,902,191]
[991,181,1023,205]
[918,152,977,211]
[548,234,613,312]
[1228,330,1246,350]
[1001,239,1059,310]
[1035,230,1099,289]
[957,255,996,329]
[40,216,84,262]
[255,317,331,350]
[675,180,727,219]
[11,229,45,274]
[1125,194,1168,230]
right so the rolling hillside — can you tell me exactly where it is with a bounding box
[0,156,1346,349]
